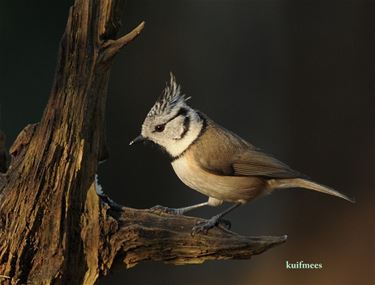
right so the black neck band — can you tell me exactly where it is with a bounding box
[170,111,207,162]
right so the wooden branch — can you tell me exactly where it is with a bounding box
[101,21,145,63]
[81,186,286,281]
[111,212,286,268]
[0,0,286,284]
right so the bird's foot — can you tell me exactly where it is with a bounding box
[191,215,231,235]
[150,205,185,215]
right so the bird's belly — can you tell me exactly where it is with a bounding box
[171,157,264,203]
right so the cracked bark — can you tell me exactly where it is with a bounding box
[0,0,286,284]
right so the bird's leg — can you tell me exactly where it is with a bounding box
[150,202,209,215]
[192,203,241,235]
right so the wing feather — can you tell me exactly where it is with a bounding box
[232,150,301,178]
[193,116,302,179]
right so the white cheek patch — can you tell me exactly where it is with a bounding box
[166,116,203,158]
[173,124,185,140]
[166,116,184,140]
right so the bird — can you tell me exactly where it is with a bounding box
[130,73,354,235]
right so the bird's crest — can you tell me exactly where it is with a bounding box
[147,73,190,117]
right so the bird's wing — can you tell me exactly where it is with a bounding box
[193,118,301,179]
[231,150,301,178]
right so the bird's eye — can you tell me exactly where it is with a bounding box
[154,124,165,132]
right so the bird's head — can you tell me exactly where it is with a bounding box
[130,73,204,158]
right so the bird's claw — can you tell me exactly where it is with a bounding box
[191,216,231,236]
[150,205,184,215]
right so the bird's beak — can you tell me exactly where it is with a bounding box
[129,134,146,146]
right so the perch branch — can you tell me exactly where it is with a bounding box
[81,186,286,279]
[110,210,287,268]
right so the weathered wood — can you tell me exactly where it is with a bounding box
[81,185,287,283]
[0,0,286,284]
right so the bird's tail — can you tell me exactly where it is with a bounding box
[267,178,355,203]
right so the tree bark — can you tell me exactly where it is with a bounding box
[0,0,286,284]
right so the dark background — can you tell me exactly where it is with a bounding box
[1,0,374,284]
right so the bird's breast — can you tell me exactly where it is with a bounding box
[171,154,265,203]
